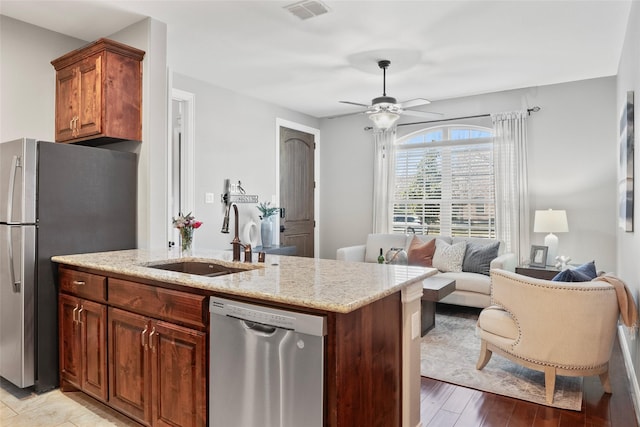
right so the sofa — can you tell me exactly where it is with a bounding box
[336,233,517,308]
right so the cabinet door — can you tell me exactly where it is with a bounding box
[80,299,108,402]
[108,307,151,426]
[59,294,81,388]
[54,66,78,142]
[151,320,207,427]
[76,54,102,139]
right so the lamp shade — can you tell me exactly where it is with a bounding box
[368,111,399,130]
[533,209,568,233]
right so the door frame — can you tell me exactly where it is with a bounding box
[167,88,195,248]
[275,119,320,256]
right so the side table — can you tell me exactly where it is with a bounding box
[515,265,561,280]
[254,245,297,256]
[421,277,456,336]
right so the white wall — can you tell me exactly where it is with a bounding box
[171,73,320,251]
[106,18,168,250]
[0,16,85,141]
[0,16,168,251]
[616,0,640,417]
[320,77,618,272]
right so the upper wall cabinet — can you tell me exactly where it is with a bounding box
[51,38,145,145]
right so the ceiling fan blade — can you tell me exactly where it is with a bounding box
[401,110,443,118]
[398,98,431,109]
[339,100,370,108]
[326,110,368,119]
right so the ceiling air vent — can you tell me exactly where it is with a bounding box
[284,0,330,20]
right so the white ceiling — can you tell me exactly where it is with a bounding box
[0,0,632,118]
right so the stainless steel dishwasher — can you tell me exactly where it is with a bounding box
[210,296,326,427]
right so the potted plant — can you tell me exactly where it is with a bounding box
[257,202,279,248]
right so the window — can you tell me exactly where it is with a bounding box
[393,125,495,238]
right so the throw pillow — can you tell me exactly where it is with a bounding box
[551,268,592,282]
[551,260,598,282]
[432,239,466,273]
[407,236,436,267]
[462,241,500,276]
[573,260,597,279]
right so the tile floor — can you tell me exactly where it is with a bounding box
[0,379,136,426]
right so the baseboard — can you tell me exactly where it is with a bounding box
[618,325,640,427]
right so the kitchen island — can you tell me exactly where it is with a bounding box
[53,249,435,427]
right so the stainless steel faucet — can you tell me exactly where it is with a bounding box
[221,203,231,234]
[221,204,243,261]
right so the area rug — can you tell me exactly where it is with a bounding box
[420,307,583,411]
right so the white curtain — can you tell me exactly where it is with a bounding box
[372,128,396,233]
[492,111,530,263]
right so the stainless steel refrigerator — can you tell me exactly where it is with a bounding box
[0,138,136,393]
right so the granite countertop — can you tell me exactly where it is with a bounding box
[52,249,436,313]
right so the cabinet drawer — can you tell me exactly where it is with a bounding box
[108,278,206,328]
[59,268,106,303]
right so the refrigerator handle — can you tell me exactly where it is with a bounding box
[6,155,21,224]
[5,226,19,293]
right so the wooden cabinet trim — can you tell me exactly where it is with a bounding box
[51,38,144,70]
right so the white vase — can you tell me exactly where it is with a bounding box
[260,218,273,248]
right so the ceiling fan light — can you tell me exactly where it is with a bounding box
[369,111,399,130]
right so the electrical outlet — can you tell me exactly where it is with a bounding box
[205,193,214,203]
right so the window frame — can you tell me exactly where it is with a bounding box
[392,124,496,238]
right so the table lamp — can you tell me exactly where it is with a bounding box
[533,209,568,266]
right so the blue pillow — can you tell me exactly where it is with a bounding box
[572,261,597,279]
[551,261,597,282]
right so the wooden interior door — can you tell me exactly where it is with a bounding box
[279,127,315,257]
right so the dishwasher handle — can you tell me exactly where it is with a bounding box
[241,320,278,336]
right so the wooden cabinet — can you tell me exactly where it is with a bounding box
[108,307,150,424]
[58,273,108,402]
[108,308,206,427]
[58,267,206,427]
[109,279,207,427]
[150,320,206,427]
[51,38,145,145]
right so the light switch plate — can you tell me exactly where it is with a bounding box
[205,192,214,203]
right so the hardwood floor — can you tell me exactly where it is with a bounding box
[420,338,638,426]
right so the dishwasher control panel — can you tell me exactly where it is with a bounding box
[210,297,326,336]
[226,303,295,330]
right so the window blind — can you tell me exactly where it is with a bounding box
[393,134,495,238]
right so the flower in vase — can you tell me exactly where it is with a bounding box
[172,212,203,251]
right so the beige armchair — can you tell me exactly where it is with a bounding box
[475,269,620,404]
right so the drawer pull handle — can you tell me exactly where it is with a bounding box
[77,306,83,324]
[72,305,79,323]
[149,327,157,352]
[141,325,148,350]
[72,280,85,286]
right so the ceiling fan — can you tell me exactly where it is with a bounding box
[329,59,439,130]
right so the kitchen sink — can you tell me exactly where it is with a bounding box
[147,261,249,278]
